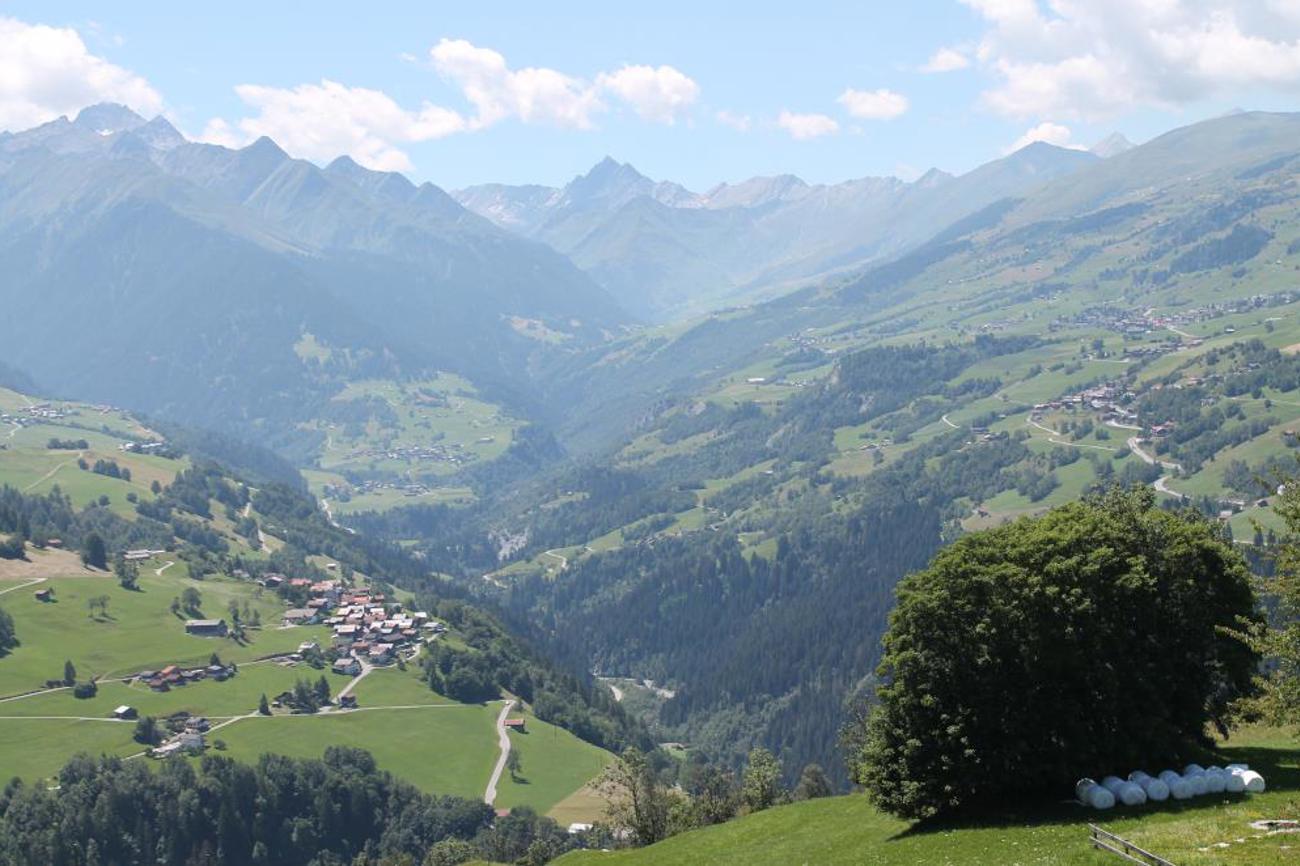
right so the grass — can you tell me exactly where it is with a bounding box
[309,375,520,481]
[494,707,614,817]
[0,718,140,784]
[0,577,613,814]
[0,571,330,696]
[557,728,1299,866]
[211,703,503,800]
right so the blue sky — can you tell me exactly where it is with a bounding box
[3,1,1300,189]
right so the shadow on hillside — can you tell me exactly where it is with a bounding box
[887,742,1299,842]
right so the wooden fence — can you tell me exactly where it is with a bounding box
[1088,825,1178,866]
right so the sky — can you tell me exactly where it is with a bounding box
[3,1,1300,190]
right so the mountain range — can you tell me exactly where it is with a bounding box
[0,104,629,450]
[455,144,1103,320]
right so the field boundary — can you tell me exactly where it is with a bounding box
[1089,824,1178,866]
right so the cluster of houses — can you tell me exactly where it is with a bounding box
[1032,381,1143,429]
[134,661,234,692]
[272,577,444,672]
[150,715,212,758]
[349,441,475,467]
[0,402,73,430]
[118,439,177,457]
[1062,293,1297,341]
[323,478,440,503]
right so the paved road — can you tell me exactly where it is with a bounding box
[335,659,373,702]
[484,699,516,806]
[1153,475,1184,498]
[1126,437,1182,471]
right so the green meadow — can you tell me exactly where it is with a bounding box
[559,728,1299,866]
[0,565,613,817]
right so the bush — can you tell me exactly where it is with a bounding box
[73,681,98,699]
[848,488,1259,819]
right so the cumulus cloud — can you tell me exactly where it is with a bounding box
[777,110,840,139]
[430,38,602,129]
[837,87,910,120]
[0,17,163,131]
[921,47,971,73]
[205,39,701,169]
[596,64,699,123]
[202,80,466,171]
[1004,120,1087,153]
[962,0,1300,119]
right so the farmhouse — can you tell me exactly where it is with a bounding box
[282,608,317,625]
[503,718,527,732]
[332,658,362,676]
[185,619,229,637]
[113,705,137,720]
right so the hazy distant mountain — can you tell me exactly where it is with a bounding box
[0,104,628,447]
[1090,132,1135,158]
[456,145,1097,320]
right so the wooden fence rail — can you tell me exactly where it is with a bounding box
[1088,825,1178,866]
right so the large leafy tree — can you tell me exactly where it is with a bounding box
[849,488,1258,819]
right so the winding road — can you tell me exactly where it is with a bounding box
[1025,415,1120,452]
[484,699,516,806]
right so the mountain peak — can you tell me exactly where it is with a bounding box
[73,103,146,136]
[135,116,186,150]
[1090,132,1135,158]
[244,136,289,161]
[564,157,653,205]
[914,167,953,188]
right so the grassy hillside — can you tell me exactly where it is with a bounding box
[559,729,1298,866]
[0,561,612,817]
[0,386,616,820]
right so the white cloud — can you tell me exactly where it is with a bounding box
[837,88,910,120]
[921,47,971,73]
[430,38,602,129]
[0,17,163,131]
[1004,121,1087,153]
[596,64,699,123]
[777,110,840,139]
[205,39,700,170]
[203,80,467,171]
[962,0,1300,119]
[715,109,753,131]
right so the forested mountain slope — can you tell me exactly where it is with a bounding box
[347,110,1300,786]
[0,104,628,453]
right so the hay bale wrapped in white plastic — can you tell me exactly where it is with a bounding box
[1183,763,1205,776]
[1128,771,1170,802]
[1158,770,1194,800]
[1224,769,1247,793]
[1101,775,1147,806]
[1230,767,1266,793]
[1076,778,1116,810]
[1202,766,1228,794]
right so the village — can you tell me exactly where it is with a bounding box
[111,573,446,760]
